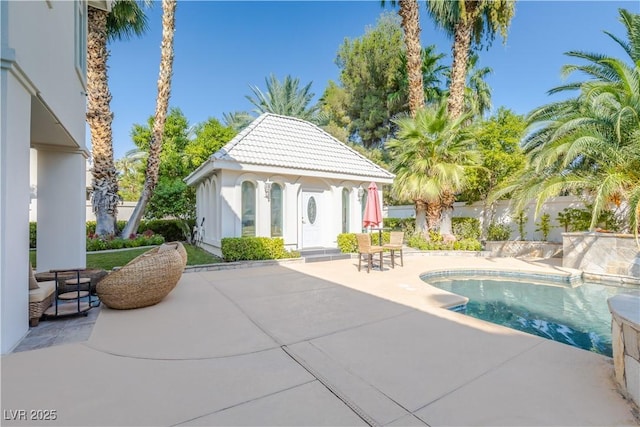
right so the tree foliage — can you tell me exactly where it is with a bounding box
[460,108,526,202]
[335,12,406,147]
[426,0,515,119]
[127,108,236,220]
[492,9,640,234]
[246,74,319,121]
[387,101,481,236]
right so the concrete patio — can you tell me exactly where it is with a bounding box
[2,255,638,426]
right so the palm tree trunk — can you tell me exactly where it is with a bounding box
[87,6,119,236]
[398,0,424,117]
[415,199,429,239]
[439,191,456,237]
[447,1,479,119]
[121,0,177,239]
[425,200,441,233]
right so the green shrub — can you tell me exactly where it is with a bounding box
[337,233,358,253]
[337,232,391,253]
[136,219,193,241]
[221,237,293,261]
[556,206,621,232]
[29,222,37,248]
[486,222,512,241]
[535,213,552,241]
[86,233,165,251]
[406,233,481,251]
[384,218,415,234]
[452,217,481,240]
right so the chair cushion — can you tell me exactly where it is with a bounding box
[29,281,55,303]
[29,263,39,290]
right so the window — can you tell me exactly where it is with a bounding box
[342,188,350,233]
[74,0,87,83]
[241,181,256,237]
[270,183,283,237]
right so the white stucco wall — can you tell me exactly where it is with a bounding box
[0,68,33,353]
[7,1,87,146]
[1,0,89,353]
[194,169,385,256]
[384,196,589,243]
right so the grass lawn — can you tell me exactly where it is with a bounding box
[30,243,221,271]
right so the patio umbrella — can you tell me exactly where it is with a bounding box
[363,182,382,229]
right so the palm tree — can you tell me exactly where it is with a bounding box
[464,53,492,118]
[382,0,424,117]
[494,9,640,234]
[222,111,254,132]
[388,45,448,111]
[121,0,177,239]
[387,101,481,237]
[246,74,319,122]
[87,0,149,237]
[426,0,515,119]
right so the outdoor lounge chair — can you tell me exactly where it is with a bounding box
[356,233,384,273]
[96,242,186,310]
[383,231,404,268]
[28,264,55,326]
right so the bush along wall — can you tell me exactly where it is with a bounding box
[221,237,299,262]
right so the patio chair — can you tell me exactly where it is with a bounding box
[383,231,404,268]
[28,264,55,326]
[96,242,186,310]
[356,233,384,273]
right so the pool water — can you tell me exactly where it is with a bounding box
[424,276,634,356]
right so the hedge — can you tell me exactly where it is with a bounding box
[337,232,391,253]
[383,217,480,240]
[86,233,164,251]
[221,237,299,262]
[31,219,193,248]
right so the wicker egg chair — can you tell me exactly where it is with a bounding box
[97,243,186,310]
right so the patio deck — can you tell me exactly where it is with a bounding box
[2,256,637,426]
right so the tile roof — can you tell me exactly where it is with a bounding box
[212,113,394,180]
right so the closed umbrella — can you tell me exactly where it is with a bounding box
[363,182,383,244]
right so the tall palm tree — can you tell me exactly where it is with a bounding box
[121,0,177,239]
[387,101,481,237]
[87,0,149,237]
[493,9,640,234]
[246,74,319,122]
[426,0,515,119]
[388,45,448,111]
[222,111,254,132]
[464,53,492,118]
[383,0,424,117]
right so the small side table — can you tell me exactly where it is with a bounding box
[42,269,100,319]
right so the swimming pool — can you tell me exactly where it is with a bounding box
[423,274,635,356]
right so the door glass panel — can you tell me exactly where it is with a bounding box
[307,196,317,225]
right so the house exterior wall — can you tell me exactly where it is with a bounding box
[194,169,384,257]
[0,68,32,353]
[1,0,90,353]
[7,1,87,145]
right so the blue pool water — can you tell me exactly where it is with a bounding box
[423,275,635,356]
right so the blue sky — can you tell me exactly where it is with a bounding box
[106,0,640,159]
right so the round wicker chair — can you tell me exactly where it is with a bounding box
[97,243,186,310]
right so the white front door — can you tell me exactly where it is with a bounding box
[302,191,322,247]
